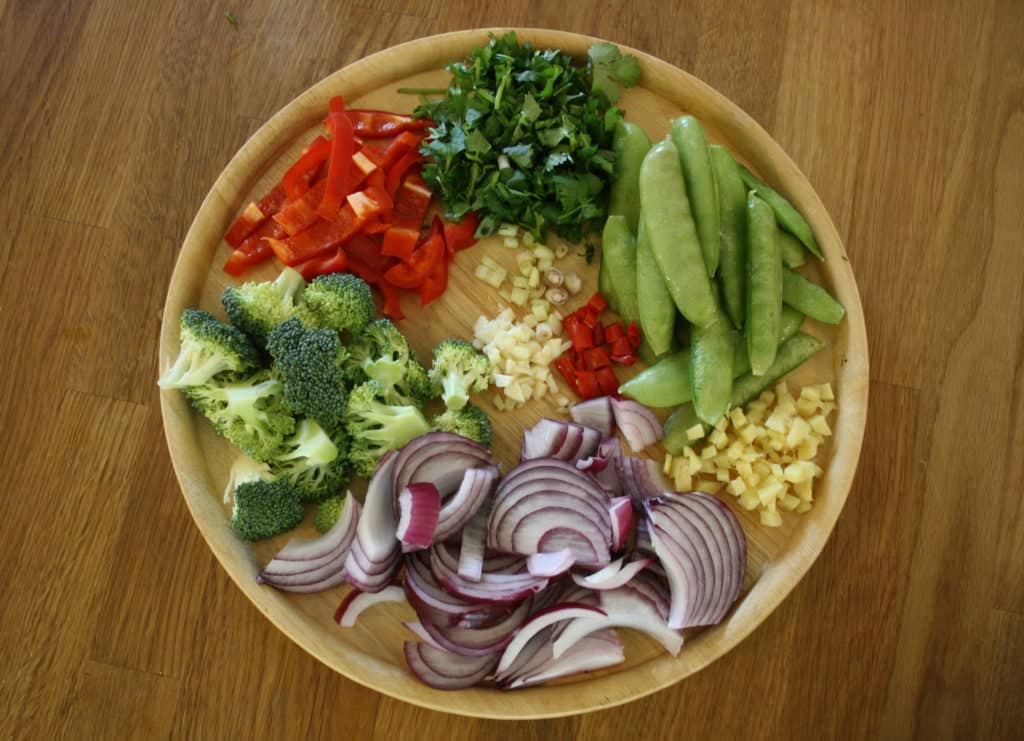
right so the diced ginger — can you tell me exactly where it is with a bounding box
[686,424,705,441]
[729,407,747,428]
[710,429,729,448]
[695,480,723,494]
[760,510,783,527]
[786,416,811,447]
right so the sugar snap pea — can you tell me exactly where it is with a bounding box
[637,138,717,328]
[663,331,825,453]
[599,215,640,319]
[671,116,720,276]
[690,304,735,425]
[738,163,822,259]
[636,215,676,355]
[779,228,806,268]
[782,267,845,324]
[619,305,804,407]
[709,145,747,329]
[746,192,783,376]
[608,121,652,234]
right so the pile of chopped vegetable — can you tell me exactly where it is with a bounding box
[414,33,640,247]
[553,292,643,399]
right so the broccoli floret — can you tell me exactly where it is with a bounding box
[299,272,374,339]
[431,403,493,447]
[428,338,491,411]
[230,478,304,541]
[185,370,295,462]
[159,308,261,389]
[270,419,348,502]
[267,318,349,436]
[345,380,431,477]
[222,453,272,505]
[221,267,306,345]
[346,319,431,406]
[314,493,345,534]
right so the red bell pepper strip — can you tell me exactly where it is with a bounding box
[385,151,420,197]
[381,226,420,260]
[380,131,422,171]
[347,185,393,222]
[224,184,288,247]
[273,180,327,236]
[345,110,433,139]
[346,234,395,273]
[281,136,331,200]
[361,218,391,235]
[392,171,432,229]
[418,249,448,306]
[318,101,356,222]
[298,247,348,281]
[223,220,284,275]
[383,231,444,289]
[442,211,480,257]
[266,204,363,266]
[596,367,619,395]
[378,279,405,320]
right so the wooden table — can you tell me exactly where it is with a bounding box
[1,1,1021,738]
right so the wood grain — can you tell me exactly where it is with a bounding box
[0,0,1021,737]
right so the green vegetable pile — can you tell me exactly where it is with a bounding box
[414,32,640,249]
[159,269,494,541]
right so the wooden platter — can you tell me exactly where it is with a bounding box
[158,28,869,719]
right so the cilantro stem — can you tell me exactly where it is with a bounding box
[225,10,239,27]
[396,87,447,95]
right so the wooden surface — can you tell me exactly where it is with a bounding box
[1,0,1021,737]
[158,27,867,719]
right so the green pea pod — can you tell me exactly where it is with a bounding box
[782,267,845,324]
[636,215,676,355]
[608,121,652,234]
[779,229,806,268]
[637,139,718,328]
[670,116,720,276]
[599,215,640,320]
[663,331,825,453]
[620,305,804,407]
[709,145,747,329]
[746,192,783,376]
[690,306,735,426]
[738,163,823,259]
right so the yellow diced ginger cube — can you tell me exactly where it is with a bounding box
[796,501,812,514]
[794,479,814,502]
[727,478,747,496]
[700,459,717,475]
[786,417,811,448]
[738,492,760,510]
[797,397,819,417]
[736,461,754,481]
[716,469,731,483]
[726,440,746,460]
[739,425,759,444]
[710,429,729,448]
[798,437,820,461]
[784,461,814,484]
[765,408,790,433]
[760,510,783,527]
[701,445,719,460]
[799,385,822,404]
[674,470,693,491]
[686,424,705,442]
[779,493,801,511]
[729,407,747,428]
[819,383,834,401]
[810,415,832,436]
[663,454,674,475]
[715,416,729,432]
[758,481,783,506]
[758,391,775,405]
[695,479,723,494]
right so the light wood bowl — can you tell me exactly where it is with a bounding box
[158,28,868,719]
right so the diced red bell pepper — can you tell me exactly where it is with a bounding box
[381,226,420,261]
[345,110,433,139]
[575,369,601,399]
[443,211,480,257]
[604,322,625,343]
[385,151,421,197]
[266,205,363,266]
[298,247,348,281]
[281,136,331,200]
[383,231,444,289]
[565,317,594,351]
[318,101,356,222]
[587,292,609,314]
[380,131,422,171]
[596,367,620,395]
[584,346,612,370]
[273,180,327,236]
[392,171,432,229]
[378,279,405,320]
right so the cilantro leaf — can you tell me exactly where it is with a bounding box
[588,42,641,103]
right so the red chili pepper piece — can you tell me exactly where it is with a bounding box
[575,370,601,400]
[584,346,612,370]
[281,135,331,200]
[604,322,625,343]
[554,356,577,386]
[596,367,619,395]
[345,110,433,139]
[266,205,363,266]
[587,292,609,314]
[443,211,480,257]
[564,317,593,351]
[298,247,348,281]
[378,279,405,320]
[318,103,356,222]
[591,322,605,347]
[626,321,643,348]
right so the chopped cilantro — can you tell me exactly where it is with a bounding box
[414,32,640,250]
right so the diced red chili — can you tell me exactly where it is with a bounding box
[626,321,643,348]
[596,367,619,395]
[587,292,609,314]
[575,370,600,399]
[554,357,577,386]
[391,171,432,229]
[566,318,594,350]
[604,322,625,343]
[584,346,611,370]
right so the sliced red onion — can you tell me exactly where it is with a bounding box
[571,558,652,591]
[457,496,490,582]
[431,544,549,604]
[434,466,499,542]
[404,642,499,690]
[635,516,654,555]
[624,570,672,620]
[592,437,623,494]
[570,396,615,438]
[644,492,745,630]
[397,482,441,551]
[609,496,634,551]
[616,455,673,504]
[526,548,575,577]
[345,454,400,592]
[599,436,623,459]
[334,585,405,627]
[610,397,663,451]
[576,456,608,473]
[391,432,497,514]
[404,553,518,629]
[417,598,532,657]
[506,629,624,689]
[495,626,554,685]
[257,493,360,593]
[496,603,607,673]
[521,420,601,462]
[404,621,445,649]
